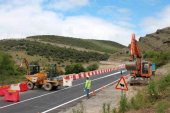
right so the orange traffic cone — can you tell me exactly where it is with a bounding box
[91,90,96,96]
[101,86,104,91]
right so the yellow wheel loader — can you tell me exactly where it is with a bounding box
[21,59,63,91]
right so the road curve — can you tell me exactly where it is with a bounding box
[0,69,128,113]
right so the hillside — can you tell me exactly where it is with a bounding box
[138,27,170,52]
[27,35,125,54]
[0,35,125,66]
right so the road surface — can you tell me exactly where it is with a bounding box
[0,69,128,113]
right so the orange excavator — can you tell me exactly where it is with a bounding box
[125,33,153,85]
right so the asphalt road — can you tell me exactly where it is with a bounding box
[0,69,128,113]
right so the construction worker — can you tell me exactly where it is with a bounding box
[85,76,91,99]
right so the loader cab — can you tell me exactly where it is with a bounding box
[29,65,40,75]
[47,64,58,80]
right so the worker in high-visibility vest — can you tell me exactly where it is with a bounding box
[85,76,91,99]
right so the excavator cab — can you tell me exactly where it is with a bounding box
[141,62,152,76]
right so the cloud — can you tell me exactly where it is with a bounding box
[98,5,132,22]
[46,0,89,11]
[62,16,133,45]
[0,0,134,46]
[141,5,170,34]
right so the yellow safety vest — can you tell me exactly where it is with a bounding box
[85,80,91,89]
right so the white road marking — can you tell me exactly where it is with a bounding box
[42,79,120,113]
[0,70,127,109]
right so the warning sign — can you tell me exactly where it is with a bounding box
[115,77,128,91]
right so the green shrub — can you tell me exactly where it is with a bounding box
[102,103,111,113]
[65,64,86,74]
[143,51,170,67]
[130,92,147,110]
[148,80,159,101]
[119,96,128,113]
[112,108,117,113]
[156,101,169,113]
[87,63,99,71]
[0,51,23,84]
[158,74,170,93]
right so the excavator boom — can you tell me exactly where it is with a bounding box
[125,33,153,85]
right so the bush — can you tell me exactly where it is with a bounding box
[102,103,111,113]
[87,63,99,71]
[156,101,169,113]
[65,64,86,74]
[158,74,170,93]
[119,96,128,113]
[0,51,23,84]
[148,80,159,101]
[130,92,147,110]
[143,51,170,67]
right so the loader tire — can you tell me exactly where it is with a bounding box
[44,83,53,91]
[27,81,35,90]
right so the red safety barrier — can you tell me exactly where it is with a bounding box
[73,74,76,80]
[65,76,70,80]
[78,73,82,79]
[98,70,101,74]
[0,85,10,96]
[4,90,20,102]
[88,72,90,76]
[95,70,97,75]
[19,82,28,92]
[83,72,87,78]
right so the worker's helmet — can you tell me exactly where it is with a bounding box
[86,75,89,79]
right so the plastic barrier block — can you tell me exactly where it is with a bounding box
[0,86,10,96]
[4,90,20,102]
[10,83,20,91]
[19,82,28,92]
[73,75,76,80]
[78,73,82,79]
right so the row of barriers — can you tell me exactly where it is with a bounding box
[0,64,125,102]
[0,82,28,102]
[64,64,125,80]
[63,64,125,87]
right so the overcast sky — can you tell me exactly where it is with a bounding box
[0,0,170,46]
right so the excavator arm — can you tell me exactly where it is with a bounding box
[130,33,141,60]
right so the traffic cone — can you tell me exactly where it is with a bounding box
[91,90,96,96]
[101,86,104,91]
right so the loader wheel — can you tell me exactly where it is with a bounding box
[44,83,53,91]
[27,81,35,90]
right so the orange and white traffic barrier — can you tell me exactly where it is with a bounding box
[10,84,20,91]
[63,75,73,87]
[19,82,28,92]
[4,90,20,102]
[0,85,10,96]
[10,82,28,92]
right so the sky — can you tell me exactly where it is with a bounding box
[0,0,170,46]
